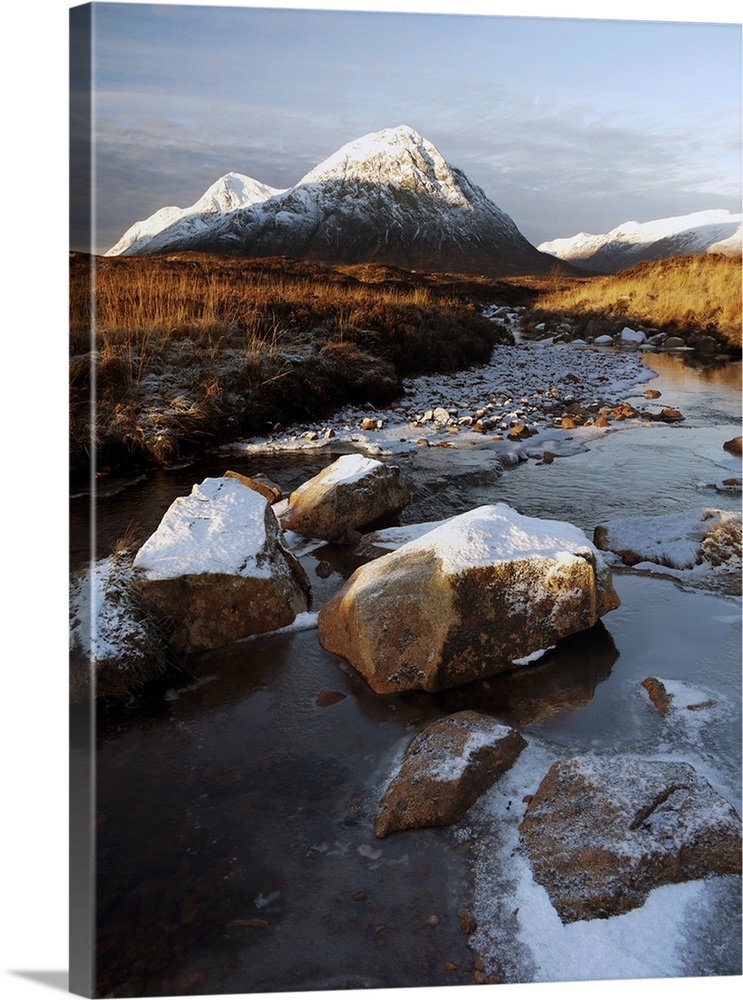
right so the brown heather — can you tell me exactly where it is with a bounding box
[70,252,741,480]
[528,254,742,350]
[70,253,529,478]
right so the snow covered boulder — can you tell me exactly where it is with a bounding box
[619,326,646,346]
[318,504,620,694]
[374,711,526,838]
[519,755,742,923]
[593,508,741,592]
[279,454,411,542]
[133,477,310,652]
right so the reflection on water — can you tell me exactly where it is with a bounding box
[75,353,742,994]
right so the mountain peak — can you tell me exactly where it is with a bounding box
[107,125,561,276]
[297,125,470,207]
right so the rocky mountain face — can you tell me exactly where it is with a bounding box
[106,125,562,277]
[538,209,742,273]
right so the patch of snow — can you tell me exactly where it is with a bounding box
[132,477,278,580]
[399,503,604,575]
[465,739,742,983]
[70,553,150,663]
[512,646,555,666]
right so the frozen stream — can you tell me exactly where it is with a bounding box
[70,345,741,996]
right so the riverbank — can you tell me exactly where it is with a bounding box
[69,253,739,482]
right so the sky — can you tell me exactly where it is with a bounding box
[71,0,743,255]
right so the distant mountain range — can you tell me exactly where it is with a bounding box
[105,125,564,277]
[538,209,742,273]
[106,126,741,278]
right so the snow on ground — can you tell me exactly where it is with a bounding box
[225,327,653,463]
[596,508,742,594]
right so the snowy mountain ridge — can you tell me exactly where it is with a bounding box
[538,209,742,273]
[106,172,285,256]
[105,125,557,277]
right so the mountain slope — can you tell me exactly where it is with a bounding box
[105,173,284,256]
[538,209,742,273]
[108,126,562,277]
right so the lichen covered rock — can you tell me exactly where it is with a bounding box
[519,755,742,923]
[374,710,526,838]
[279,454,410,542]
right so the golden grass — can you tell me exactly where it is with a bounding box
[530,254,742,349]
[69,253,516,477]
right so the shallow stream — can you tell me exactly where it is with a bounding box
[70,348,742,995]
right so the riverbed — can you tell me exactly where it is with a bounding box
[70,344,741,996]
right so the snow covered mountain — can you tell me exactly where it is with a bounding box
[538,209,742,273]
[107,125,559,277]
[105,173,284,256]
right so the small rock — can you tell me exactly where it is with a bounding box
[315,559,333,579]
[224,470,281,504]
[315,690,347,707]
[227,918,270,929]
[519,755,742,923]
[643,389,662,399]
[641,676,672,716]
[351,891,367,902]
[426,914,440,927]
[373,712,526,837]
[723,436,742,455]
[561,416,576,429]
[458,909,477,934]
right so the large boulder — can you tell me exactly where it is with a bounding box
[279,454,410,542]
[518,755,742,923]
[318,504,620,694]
[374,711,526,838]
[133,477,310,652]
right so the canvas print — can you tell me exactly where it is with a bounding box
[69,1,742,997]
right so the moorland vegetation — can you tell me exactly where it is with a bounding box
[70,251,741,480]
[526,254,742,349]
